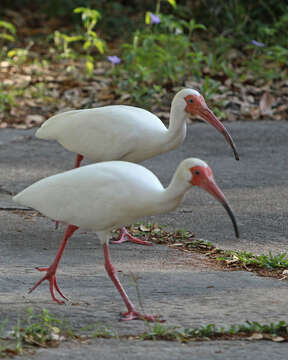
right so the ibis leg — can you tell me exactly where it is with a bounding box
[29,224,78,304]
[112,227,152,246]
[75,154,84,168]
[103,243,163,322]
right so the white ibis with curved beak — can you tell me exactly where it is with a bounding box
[36,88,239,245]
[14,158,239,321]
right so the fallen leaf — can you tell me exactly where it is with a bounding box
[25,114,45,126]
[139,224,150,232]
[250,107,260,120]
[272,336,285,342]
[247,333,264,340]
[168,243,184,247]
[259,92,275,116]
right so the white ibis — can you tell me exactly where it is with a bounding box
[13,158,239,321]
[36,88,239,245]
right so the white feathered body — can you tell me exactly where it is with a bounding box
[13,161,185,233]
[36,106,178,163]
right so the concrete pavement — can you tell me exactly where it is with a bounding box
[0,120,288,359]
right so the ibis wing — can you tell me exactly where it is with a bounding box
[13,162,164,231]
[36,106,167,163]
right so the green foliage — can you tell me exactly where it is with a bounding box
[185,1,288,46]
[1,309,288,354]
[0,20,16,43]
[0,85,17,112]
[0,308,74,356]
[54,7,106,76]
[80,323,117,338]
[111,7,207,106]
[74,7,105,54]
[233,320,288,336]
[186,238,213,250]
[15,308,70,344]
[54,31,83,59]
[141,320,288,342]
[1,1,287,112]
[140,323,182,341]
[217,251,288,270]
[7,48,30,64]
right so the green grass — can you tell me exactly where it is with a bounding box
[125,223,288,275]
[216,251,288,270]
[1,309,287,358]
[140,321,288,342]
[0,308,75,357]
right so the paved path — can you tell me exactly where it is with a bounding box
[0,121,287,359]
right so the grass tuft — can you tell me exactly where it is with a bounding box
[123,223,288,279]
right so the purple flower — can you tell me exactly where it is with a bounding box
[107,56,121,64]
[251,40,265,47]
[149,13,161,25]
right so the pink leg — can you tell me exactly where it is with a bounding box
[75,154,84,168]
[103,243,163,322]
[112,227,152,246]
[29,224,78,304]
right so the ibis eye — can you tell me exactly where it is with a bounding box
[189,98,193,104]
[195,170,200,175]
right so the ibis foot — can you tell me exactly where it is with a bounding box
[112,227,152,246]
[28,266,68,305]
[120,310,164,322]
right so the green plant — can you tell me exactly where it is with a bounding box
[80,323,117,339]
[74,7,106,74]
[216,250,288,270]
[1,308,74,355]
[140,323,182,341]
[0,20,16,43]
[141,320,288,342]
[0,85,17,112]
[111,8,207,106]
[1,310,288,355]
[257,252,288,269]
[185,238,213,250]
[228,320,288,338]
[54,7,106,75]
[54,31,83,59]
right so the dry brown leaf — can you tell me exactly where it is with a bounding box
[25,114,45,126]
[25,99,38,107]
[275,103,288,113]
[259,92,275,116]
[168,243,184,248]
[97,92,115,101]
[247,333,264,340]
[155,112,170,120]
[0,122,8,128]
[250,107,260,120]
[139,224,150,232]
[272,336,285,342]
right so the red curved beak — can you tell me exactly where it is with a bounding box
[199,108,239,161]
[193,167,239,238]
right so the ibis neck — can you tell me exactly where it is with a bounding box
[157,168,192,213]
[164,103,187,152]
